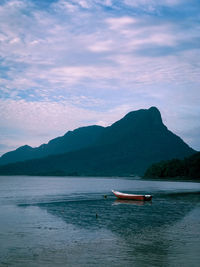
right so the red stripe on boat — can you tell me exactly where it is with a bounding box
[112,190,152,201]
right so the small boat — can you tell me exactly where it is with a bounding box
[112,190,152,201]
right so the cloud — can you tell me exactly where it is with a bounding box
[106,16,137,30]
[0,0,199,154]
[88,40,113,52]
[0,0,199,95]
[123,0,183,9]
[52,0,114,13]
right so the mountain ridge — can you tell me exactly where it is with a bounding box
[0,125,104,166]
[0,107,196,176]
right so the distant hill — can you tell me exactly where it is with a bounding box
[144,152,200,179]
[0,107,196,176]
[0,125,104,165]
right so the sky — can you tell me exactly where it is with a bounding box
[0,0,200,156]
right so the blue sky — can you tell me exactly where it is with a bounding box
[0,0,200,155]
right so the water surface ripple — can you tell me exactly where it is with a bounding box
[0,176,199,266]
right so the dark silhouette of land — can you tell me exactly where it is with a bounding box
[0,107,196,176]
[144,152,200,179]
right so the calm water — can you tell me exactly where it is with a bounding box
[0,176,200,267]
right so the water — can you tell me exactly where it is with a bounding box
[0,176,199,267]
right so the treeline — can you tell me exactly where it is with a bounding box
[144,152,200,179]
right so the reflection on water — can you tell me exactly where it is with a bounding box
[0,176,200,266]
[113,199,150,205]
[36,193,198,233]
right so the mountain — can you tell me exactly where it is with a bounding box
[0,107,196,176]
[144,152,200,179]
[0,125,104,165]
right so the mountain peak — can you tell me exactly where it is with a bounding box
[114,106,163,130]
[17,145,32,151]
[149,106,159,111]
[147,106,163,125]
[124,106,161,119]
